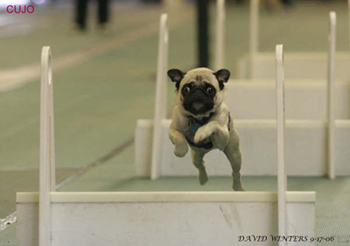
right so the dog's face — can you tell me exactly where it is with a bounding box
[168,67,230,117]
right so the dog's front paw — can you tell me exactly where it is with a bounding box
[174,143,188,157]
[194,126,211,144]
[232,173,245,191]
[233,182,245,191]
[198,169,209,185]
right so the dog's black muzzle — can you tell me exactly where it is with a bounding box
[183,87,214,115]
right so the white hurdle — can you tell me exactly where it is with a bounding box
[348,0,350,51]
[39,46,55,246]
[327,12,336,179]
[237,11,350,80]
[215,0,225,70]
[136,12,350,179]
[215,0,259,70]
[276,45,287,246]
[249,0,259,77]
[221,0,258,78]
[151,13,169,180]
[16,44,316,246]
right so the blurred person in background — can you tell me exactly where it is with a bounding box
[74,0,110,33]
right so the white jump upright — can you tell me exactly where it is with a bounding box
[151,13,169,180]
[348,0,350,51]
[39,46,55,246]
[215,0,225,70]
[249,0,259,77]
[276,45,287,246]
[327,12,336,179]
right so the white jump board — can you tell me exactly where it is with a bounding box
[236,52,350,80]
[135,119,350,177]
[17,191,315,246]
[226,81,350,120]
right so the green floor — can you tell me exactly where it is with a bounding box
[1,1,350,245]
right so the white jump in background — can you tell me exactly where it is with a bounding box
[235,1,350,80]
[136,10,346,179]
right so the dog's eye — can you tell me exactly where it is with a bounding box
[206,87,213,93]
[183,86,191,94]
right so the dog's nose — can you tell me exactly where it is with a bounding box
[192,102,204,110]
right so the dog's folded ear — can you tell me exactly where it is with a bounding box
[168,69,185,89]
[214,69,230,89]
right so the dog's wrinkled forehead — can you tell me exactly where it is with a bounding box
[167,67,230,90]
[182,68,217,88]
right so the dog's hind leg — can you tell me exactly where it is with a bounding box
[224,131,245,191]
[191,149,208,185]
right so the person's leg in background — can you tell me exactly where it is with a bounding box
[98,0,110,32]
[75,0,89,30]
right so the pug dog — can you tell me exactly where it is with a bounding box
[168,67,244,191]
